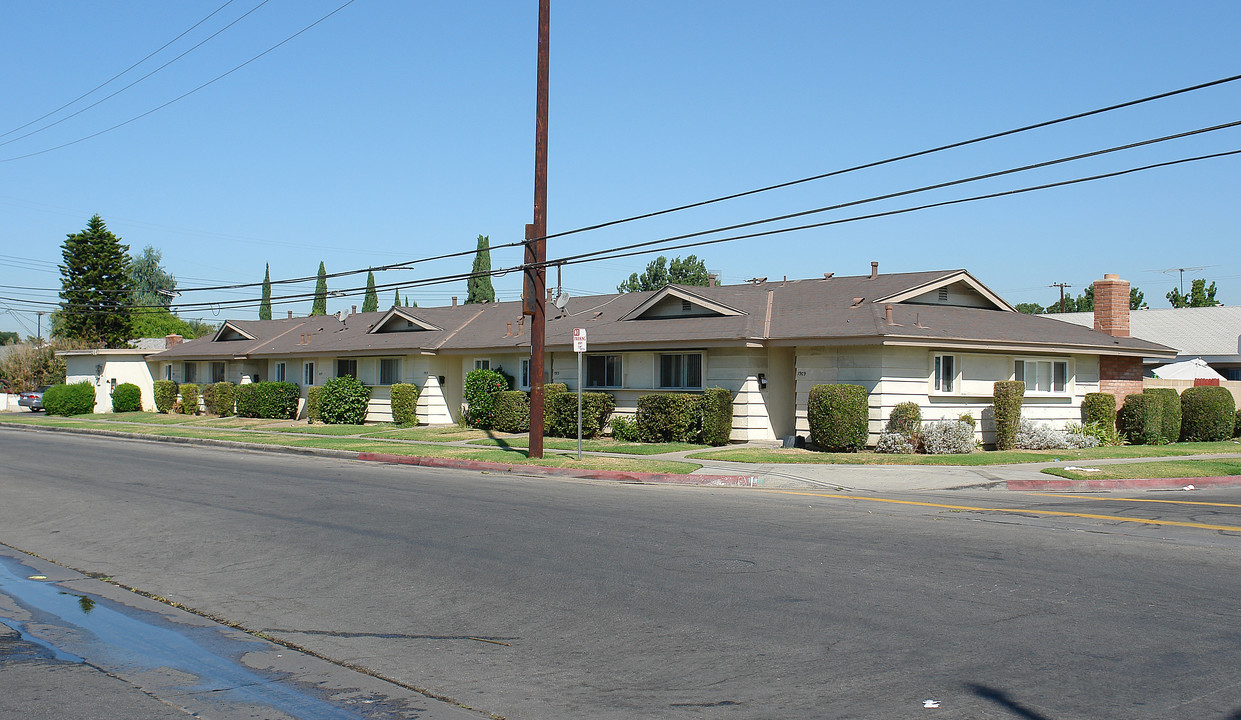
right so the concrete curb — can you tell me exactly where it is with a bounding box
[1007,475,1241,492]
[0,422,760,487]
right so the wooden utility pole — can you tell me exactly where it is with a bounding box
[1049,282,1071,313]
[525,0,550,458]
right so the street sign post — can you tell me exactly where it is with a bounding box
[573,328,586,458]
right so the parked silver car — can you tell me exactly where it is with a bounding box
[18,386,49,412]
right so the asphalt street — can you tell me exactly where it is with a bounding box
[3,428,1241,719]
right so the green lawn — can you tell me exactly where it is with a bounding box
[468,436,708,456]
[363,426,494,442]
[1042,460,1241,481]
[689,441,1241,466]
[90,411,204,424]
[264,423,396,436]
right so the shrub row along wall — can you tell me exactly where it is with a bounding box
[1117,385,1235,444]
[235,381,300,419]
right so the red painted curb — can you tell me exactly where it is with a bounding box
[1007,475,1241,492]
[355,452,761,487]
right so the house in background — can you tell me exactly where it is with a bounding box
[145,265,1173,445]
[60,338,168,413]
[1049,305,1241,381]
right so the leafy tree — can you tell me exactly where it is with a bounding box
[259,263,272,320]
[466,235,496,304]
[1014,302,1044,315]
[617,255,711,292]
[362,271,379,312]
[311,261,328,316]
[132,308,215,339]
[1130,287,1147,310]
[57,215,134,347]
[0,331,19,345]
[1167,278,1220,308]
[128,246,176,309]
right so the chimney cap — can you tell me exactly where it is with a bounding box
[1103,273,1120,280]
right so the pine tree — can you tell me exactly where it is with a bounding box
[466,235,496,304]
[57,215,134,347]
[362,271,379,313]
[393,289,401,307]
[259,263,272,320]
[311,262,328,316]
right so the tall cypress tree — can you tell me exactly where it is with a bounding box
[362,271,379,313]
[58,215,134,347]
[259,263,272,320]
[392,288,401,307]
[311,262,328,316]
[466,235,496,304]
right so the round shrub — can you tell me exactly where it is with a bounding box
[1144,388,1181,445]
[1179,385,1236,442]
[390,383,421,426]
[920,420,976,454]
[992,381,1024,450]
[153,380,178,414]
[546,391,615,439]
[636,393,700,443]
[1081,392,1117,430]
[492,390,530,433]
[608,415,639,442]
[318,375,371,425]
[203,381,236,416]
[1117,393,1161,445]
[463,368,509,429]
[179,383,200,414]
[110,382,142,413]
[886,401,922,437]
[807,384,869,452]
[43,381,96,416]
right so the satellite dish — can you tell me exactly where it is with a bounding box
[554,292,571,309]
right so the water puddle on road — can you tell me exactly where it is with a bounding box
[0,557,370,719]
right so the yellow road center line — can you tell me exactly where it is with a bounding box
[764,490,1241,533]
[1025,492,1241,508]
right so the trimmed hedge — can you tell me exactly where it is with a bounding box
[319,375,371,425]
[1081,392,1116,430]
[1179,385,1236,442]
[390,383,420,426]
[111,382,142,413]
[546,391,614,439]
[153,380,178,414]
[179,383,200,415]
[463,368,510,429]
[636,393,701,443]
[43,381,96,416]
[992,381,1025,450]
[1117,393,1162,445]
[492,391,530,433]
[203,382,236,416]
[1235,409,1241,438]
[700,387,734,446]
[235,381,300,419]
[807,384,869,452]
[306,386,323,423]
[1144,388,1181,445]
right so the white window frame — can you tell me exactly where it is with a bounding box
[274,362,286,383]
[379,358,400,386]
[163,364,172,381]
[1015,358,1070,396]
[336,358,358,379]
[211,362,226,384]
[931,354,956,394]
[585,354,622,389]
[474,358,491,371]
[183,362,197,384]
[519,358,531,390]
[658,352,703,389]
[303,362,315,386]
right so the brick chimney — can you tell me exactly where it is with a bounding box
[1093,273,1130,337]
[165,334,183,349]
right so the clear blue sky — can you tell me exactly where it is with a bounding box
[2,1,1238,336]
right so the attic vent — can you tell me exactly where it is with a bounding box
[681,299,692,313]
[938,287,949,302]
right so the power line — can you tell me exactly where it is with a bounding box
[0,0,241,141]
[534,72,1241,244]
[0,0,357,163]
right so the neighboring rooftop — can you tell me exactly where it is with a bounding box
[1049,306,1241,360]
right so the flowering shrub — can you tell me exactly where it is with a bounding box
[875,432,915,454]
[920,420,976,455]
[462,368,509,429]
[1015,418,1100,450]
